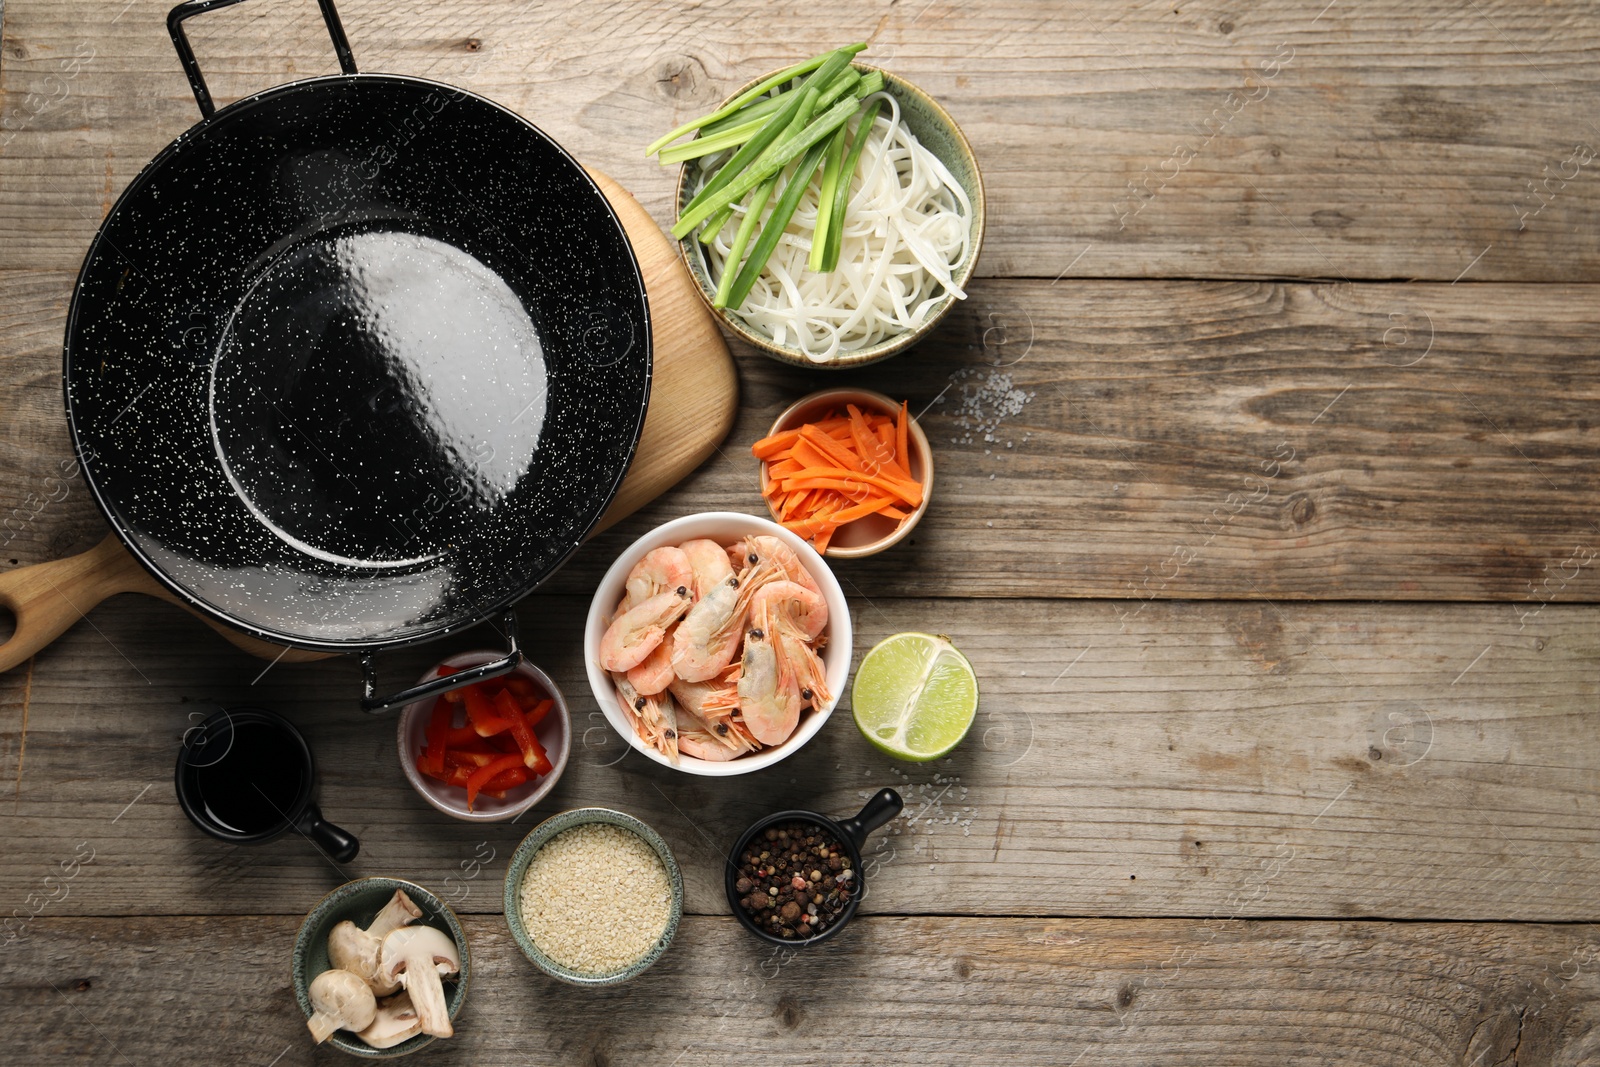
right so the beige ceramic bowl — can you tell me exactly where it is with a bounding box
[761,387,933,559]
[675,63,985,368]
[396,651,571,822]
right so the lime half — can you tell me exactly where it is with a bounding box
[851,633,978,761]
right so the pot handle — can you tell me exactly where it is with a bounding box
[357,608,523,713]
[836,788,904,853]
[168,0,358,119]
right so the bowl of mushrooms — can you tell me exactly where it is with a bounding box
[292,877,469,1057]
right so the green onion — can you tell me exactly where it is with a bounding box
[700,94,787,138]
[672,88,864,240]
[821,98,881,272]
[698,96,812,244]
[809,124,850,272]
[651,46,892,310]
[675,48,855,232]
[814,67,862,111]
[658,113,768,165]
[712,175,777,309]
[643,43,865,158]
[724,139,832,309]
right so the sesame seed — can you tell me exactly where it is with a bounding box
[518,823,671,976]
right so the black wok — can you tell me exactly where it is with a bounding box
[63,0,651,709]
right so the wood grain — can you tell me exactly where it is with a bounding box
[6,915,1599,1066]
[6,275,1596,603]
[0,594,1593,922]
[4,0,1600,280]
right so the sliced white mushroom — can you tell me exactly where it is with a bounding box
[305,968,377,1044]
[328,889,422,997]
[357,991,423,1050]
[379,925,461,1039]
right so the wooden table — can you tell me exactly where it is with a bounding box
[3,2,1598,1063]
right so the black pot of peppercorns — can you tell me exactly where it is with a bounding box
[724,788,902,945]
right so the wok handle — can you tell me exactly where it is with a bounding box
[0,536,156,674]
[168,0,358,119]
[358,608,523,713]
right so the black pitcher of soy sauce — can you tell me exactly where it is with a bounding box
[175,706,359,862]
[726,788,902,947]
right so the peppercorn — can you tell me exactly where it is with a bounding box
[735,819,855,938]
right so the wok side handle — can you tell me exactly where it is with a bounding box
[168,0,358,119]
[358,609,523,713]
[0,535,154,674]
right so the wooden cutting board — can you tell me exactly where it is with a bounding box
[0,170,736,670]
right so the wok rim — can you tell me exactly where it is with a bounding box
[61,72,653,653]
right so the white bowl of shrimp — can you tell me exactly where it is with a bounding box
[584,512,853,776]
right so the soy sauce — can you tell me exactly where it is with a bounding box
[193,720,306,835]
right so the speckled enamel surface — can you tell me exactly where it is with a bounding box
[64,74,651,650]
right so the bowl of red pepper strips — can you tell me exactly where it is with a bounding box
[397,651,571,822]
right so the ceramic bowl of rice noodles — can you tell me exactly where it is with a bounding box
[672,62,984,368]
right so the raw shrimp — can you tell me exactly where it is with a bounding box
[613,672,680,761]
[680,538,735,599]
[737,585,802,745]
[731,536,826,627]
[758,580,832,707]
[754,579,828,642]
[670,558,781,682]
[621,547,693,613]
[626,629,678,696]
[676,715,740,762]
[669,666,756,753]
[599,588,691,672]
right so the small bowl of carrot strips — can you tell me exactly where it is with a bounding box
[754,387,933,558]
[397,652,571,822]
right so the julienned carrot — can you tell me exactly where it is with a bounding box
[895,401,911,471]
[752,402,925,547]
[776,469,922,506]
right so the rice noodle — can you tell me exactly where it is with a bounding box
[697,91,971,363]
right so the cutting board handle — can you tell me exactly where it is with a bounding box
[0,535,157,673]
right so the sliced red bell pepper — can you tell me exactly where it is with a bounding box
[445,748,501,769]
[423,698,451,775]
[465,753,524,810]
[494,689,550,773]
[486,729,522,756]
[416,753,474,789]
[444,723,487,747]
[523,698,553,729]
[502,675,540,702]
[463,684,513,736]
[483,766,528,793]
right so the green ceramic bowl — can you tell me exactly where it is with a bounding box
[675,63,986,369]
[502,807,683,986]
[292,877,470,1058]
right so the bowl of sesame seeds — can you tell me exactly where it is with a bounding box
[502,807,683,986]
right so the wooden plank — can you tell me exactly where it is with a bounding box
[4,1,1600,280]
[0,594,1593,921]
[5,272,1596,602]
[6,914,1599,1065]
